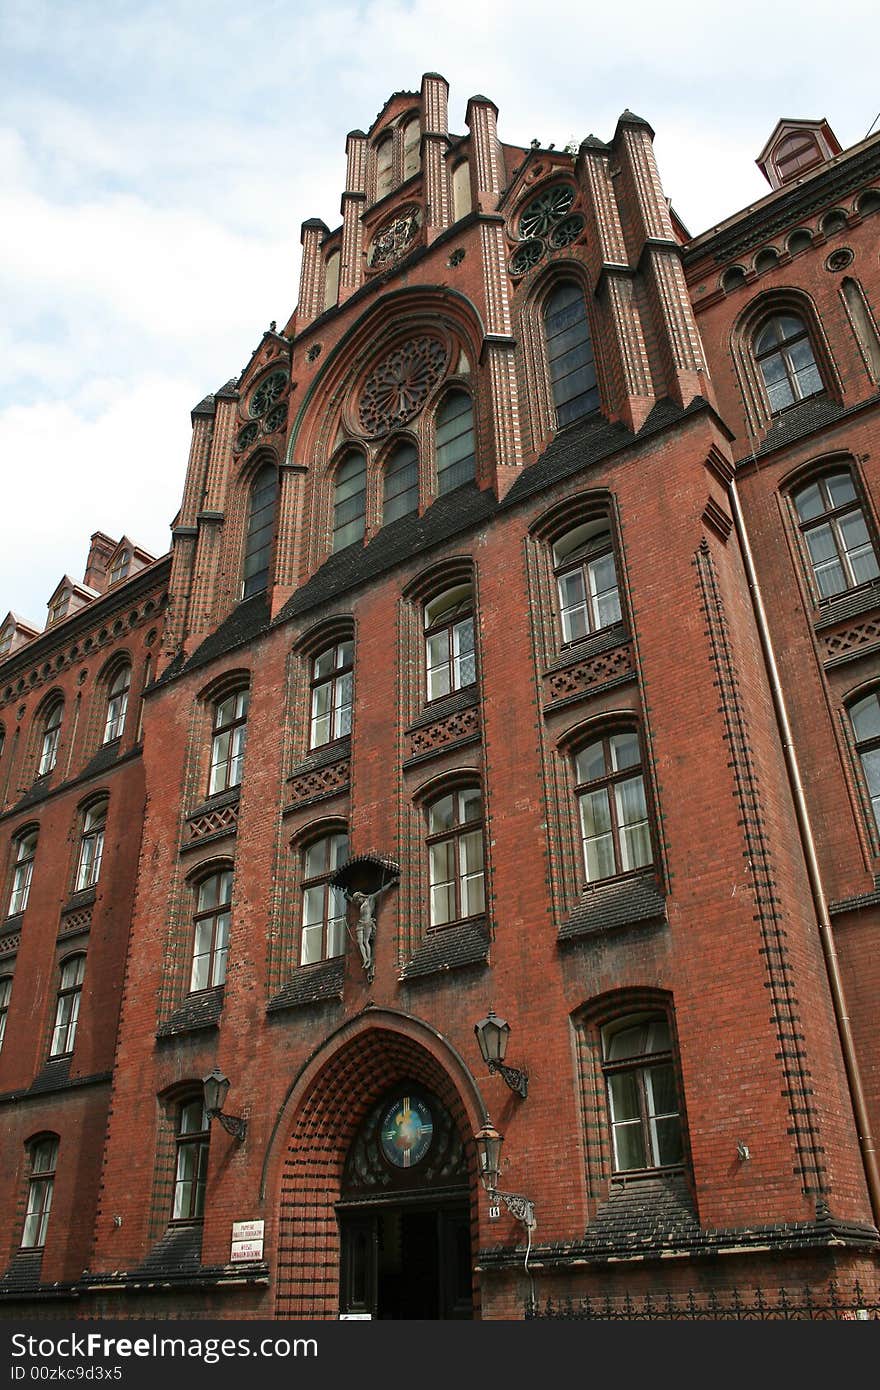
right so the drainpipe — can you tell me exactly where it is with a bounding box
[729,478,880,1227]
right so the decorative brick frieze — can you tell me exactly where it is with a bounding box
[0,927,21,959]
[183,800,239,846]
[406,704,481,762]
[543,641,634,707]
[285,758,350,809]
[58,905,93,938]
[821,613,880,666]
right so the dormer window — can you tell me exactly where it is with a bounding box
[48,593,69,626]
[108,551,130,585]
[0,628,11,656]
[773,131,823,183]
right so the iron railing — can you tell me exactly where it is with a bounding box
[527,1278,879,1320]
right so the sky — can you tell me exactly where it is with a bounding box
[2,0,878,625]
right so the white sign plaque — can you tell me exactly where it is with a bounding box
[230,1219,264,1262]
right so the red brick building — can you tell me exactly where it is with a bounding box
[2,78,879,1320]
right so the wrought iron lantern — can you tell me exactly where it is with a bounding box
[202,1067,247,1141]
[474,1008,529,1098]
[474,1117,536,1232]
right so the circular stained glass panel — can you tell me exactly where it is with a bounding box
[379,1093,434,1169]
[358,336,447,436]
[519,183,576,239]
[249,370,287,419]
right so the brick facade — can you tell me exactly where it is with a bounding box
[2,83,879,1320]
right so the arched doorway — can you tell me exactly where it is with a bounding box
[270,1011,485,1320]
[338,1081,472,1319]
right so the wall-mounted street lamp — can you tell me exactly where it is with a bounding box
[474,1118,536,1231]
[474,1009,529,1099]
[202,1068,247,1141]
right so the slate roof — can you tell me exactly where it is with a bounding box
[267,959,345,1012]
[156,988,223,1038]
[559,873,666,942]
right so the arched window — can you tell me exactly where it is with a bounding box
[333,452,367,551]
[424,585,475,702]
[426,785,485,927]
[383,441,419,522]
[452,161,472,222]
[435,391,475,494]
[300,831,349,965]
[103,664,130,744]
[324,249,341,311]
[8,829,38,916]
[553,521,622,644]
[601,1013,683,1172]
[787,229,813,256]
[208,688,249,796]
[75,801,107,892]
[375,134,394,200]
[37,699,63,777]
[773,131,823,182]
[543,282,599,427]
[189,869,233,993]
[242,462,278,597]
[171,1096,209,1223]
[792,469,879,599]
[574,730,652,883]
[108,550,130,585]
[402,117,420,180]
[754,314,823,414]
[849,691,880,836]
[50,955,85,1056]
[310,641,353,749]
[0,975,12,1052]
[21,1137,59,1248]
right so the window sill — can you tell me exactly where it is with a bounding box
[156,988,224,1039]
[813,579,880,632]
[400,917,489,981]
[408,685,479,732]
[558,873,666,943]
[545,622,629,675]
[266,958,345,1014]
[62,887,97,913]
[188,786,240,819]
[289,736,351,779]
[1,912,24,935]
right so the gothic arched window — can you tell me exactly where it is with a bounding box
[242,463,278,597]
[543,282,599,427]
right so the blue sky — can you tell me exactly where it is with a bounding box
[2,0,877,622]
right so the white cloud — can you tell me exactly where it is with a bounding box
[3,0,878,621]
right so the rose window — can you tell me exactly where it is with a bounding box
[509,240,545,277]
[358,337,447,436]
[518,184,576,239]
[263,402,288,433]
[249,370,287,419]
[235,423,259,452]
[549,214,586,249]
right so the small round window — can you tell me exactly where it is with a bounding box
[249,370,287,419]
